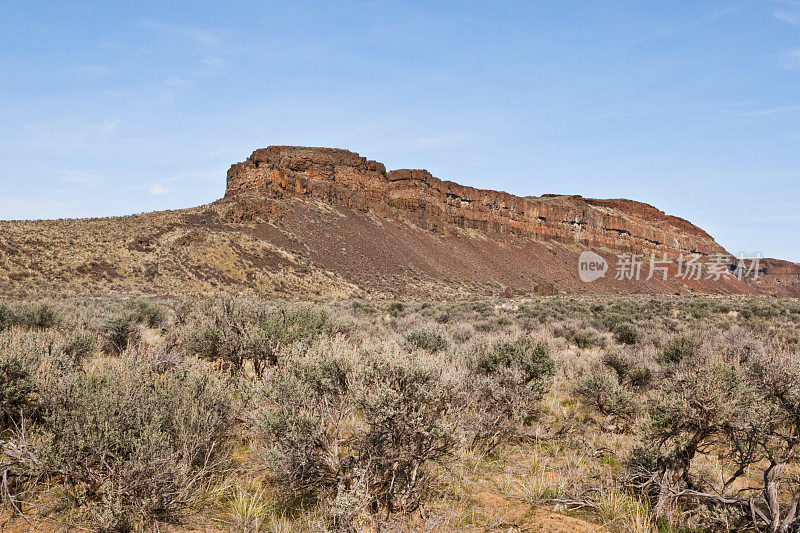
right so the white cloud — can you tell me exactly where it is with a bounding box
[59,171,105,187]
[178,28,219,46]
[165,76,184,86]
[17,117,121,148]
[149,184,169,196]
[81,65,115,77]
[774,9,800,24]
[779,48,800,69]
[202,54,224,67]
[385,132,478,152]
[99,118,121,135]
[740,104,800,116]
[144,22,219,47]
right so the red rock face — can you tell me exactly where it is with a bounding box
[225,146,799,296]
[227,146,722,257]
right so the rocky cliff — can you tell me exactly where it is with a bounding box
[225,146,723,257]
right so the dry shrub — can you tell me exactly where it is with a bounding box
[31,355,236,530]
[0,350,38,429]
[403,328,449,352]
[573,367,638,422]
[254,348,460,529]
[613,323,640,345]
[0,301,60,331]
[465,337,555,452]
[182,299,349,376]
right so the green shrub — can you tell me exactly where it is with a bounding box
[256,355,354,502]
[572,330,599,349]
[449,323,474,344]
[184,322,264,376]
[241,325,279,376]
[404,328,449,352]
[602,350,653,389]
[474,337,555,389]
[661,334,701,364]
[100,312,141,355]
[262,306,346,345]
[464,301,493,317]
[554,326,600,349]
[387,302,405,317]
[467,338,556,450]
[181,300,245,371]
[626,364,653,390]
[473,320,497,332]
[573,369,638,421]
[0,351,38,429]
[357,357,458,513]
[62,330,98,365]
[183,302,347,376]
[183,323,222,359]
[602,350,630,380]
[434,311,451,324]
[613,323,640,345]
[256,352,458,523]
[36,357,235,530]
[122,298,167,328]
[100,300,171,355]
[689,302,711,319]
[415,302,437,317]
[0,302,15,331]
[351,299,377,315]
[628,361,749,521]
[15,302,60,329]
[0,301,61,331]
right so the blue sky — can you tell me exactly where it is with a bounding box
[1,1,799,261]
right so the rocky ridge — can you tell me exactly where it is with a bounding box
[225,146,723,258]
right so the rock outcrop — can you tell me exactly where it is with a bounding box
[226,146,723,258]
